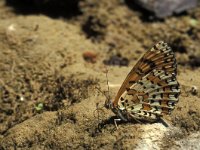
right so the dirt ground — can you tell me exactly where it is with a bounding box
[0,0,200,149]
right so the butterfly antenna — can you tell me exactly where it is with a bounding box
[105,69,110,100]
[95,86,109,101]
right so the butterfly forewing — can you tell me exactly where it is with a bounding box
[113,41,180,121]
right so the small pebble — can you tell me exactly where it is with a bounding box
[191,86,198,95]
[83,51,97,63]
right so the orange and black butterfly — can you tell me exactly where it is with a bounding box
[105,41,180,123]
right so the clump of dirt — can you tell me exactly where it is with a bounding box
[103,53,129,66]
[52,75,98,108]
[82,16,106,41]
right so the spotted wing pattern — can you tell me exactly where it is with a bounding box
[113,41,180,121]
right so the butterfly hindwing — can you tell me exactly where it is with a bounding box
[113,41,180,121]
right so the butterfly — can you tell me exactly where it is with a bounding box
[104,41,180,125]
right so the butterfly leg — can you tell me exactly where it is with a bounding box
[159,117,172,128]
[114,118,121,129]
[133,118,142,124]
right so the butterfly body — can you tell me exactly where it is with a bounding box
[105,41,180,122]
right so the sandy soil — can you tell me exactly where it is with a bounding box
[0,0,200,149]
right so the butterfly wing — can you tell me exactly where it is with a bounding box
[113,41,180,120]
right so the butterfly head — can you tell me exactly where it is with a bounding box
[104,97,113,109]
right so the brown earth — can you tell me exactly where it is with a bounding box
[0,0,200,149]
